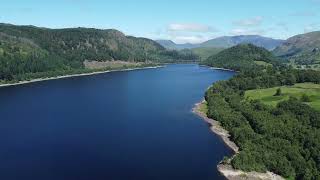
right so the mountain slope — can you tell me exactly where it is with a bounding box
[0,23,169,63]
[191,47,224,61]
[0,23,196,82]
[273,31,320,66]
[200,35,284,50]
[205,44,277,71]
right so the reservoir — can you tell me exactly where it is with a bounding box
[0,64,234,180]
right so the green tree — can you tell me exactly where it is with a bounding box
[301,94,311,102]
[274,88,282,96]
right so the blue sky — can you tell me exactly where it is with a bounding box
[0,0,319,43]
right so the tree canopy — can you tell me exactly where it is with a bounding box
[204,44,320,179]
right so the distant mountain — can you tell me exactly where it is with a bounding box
[205,44,277,71]
[157,35,284,51]
[200,35,284,50]
[156,40,198,50]
[273,31,320,66]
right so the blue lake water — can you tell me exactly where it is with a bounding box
[0,64,234,180]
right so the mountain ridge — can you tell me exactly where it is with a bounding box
[157,35,284,50]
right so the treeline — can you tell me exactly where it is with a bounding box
[205,66,320,179]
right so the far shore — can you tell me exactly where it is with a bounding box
[0,65,164,88]
[193,100,284,180]
[198,65,237,72]
[210,67,237,72]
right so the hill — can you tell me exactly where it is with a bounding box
[205,44,277,71]
[0,23,196,82]
[191,47,224,61]
[273,31,320,68]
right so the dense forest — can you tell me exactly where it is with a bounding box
[204,44,279,71]
[0,23,198,83]
[204,44,320,179]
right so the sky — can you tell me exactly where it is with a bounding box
[0,0,319,44]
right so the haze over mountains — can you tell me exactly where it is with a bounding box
[156,35,285,50]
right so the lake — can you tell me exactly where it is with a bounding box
[0,64,235,180]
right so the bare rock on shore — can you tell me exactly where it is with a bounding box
[218,164,284,180]
[193,101,238,153]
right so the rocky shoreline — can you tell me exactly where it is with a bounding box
[193,100,284,180]
[192,101,238,153]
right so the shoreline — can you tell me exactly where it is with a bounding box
[0,65,164,88]
[209,67,237,72]
[198,65,237,72]
[192,100,239,153]
[193,100,284,180]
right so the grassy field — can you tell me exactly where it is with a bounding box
[254,61,273,67]
[245,83,320,111]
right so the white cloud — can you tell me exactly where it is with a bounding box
[230,28,265,36]
[233,16,263,27]
[171,35,211,44]
[147,27,215,44]
[167,23,217,32]
[160,22,219,43]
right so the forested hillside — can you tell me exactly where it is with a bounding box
[0,23,197,83]
[206,68,320,179]
[191,47,224,61]
[203,44,320,179]
[205,44,278,71]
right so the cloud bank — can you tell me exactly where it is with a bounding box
[167,23,217,32]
